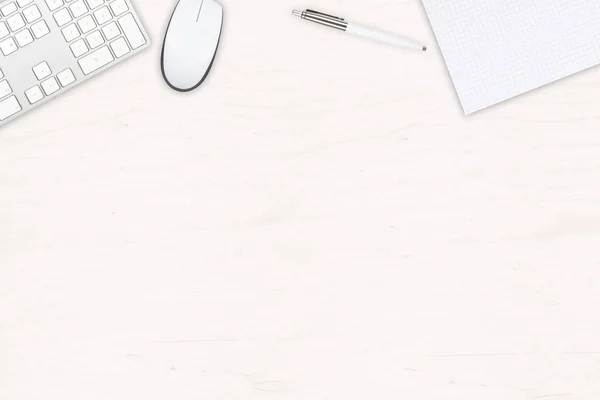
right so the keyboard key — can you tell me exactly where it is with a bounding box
[93,6,111,25]
[101,20,119,40]
[0,80,12,98]
[0,96,21,120]
[54,8,72,26]
[70,38,88,56]
[33,61,52,80]
[78,15,96,33]
[0,22,9,39]
[110,36,129,57]
[78,45,113,74]
[86,30,104,48]
[0,69,3,79]
[86,0,103,9]
[69,0,87,17]
[7,13,25,31]
[31,20,50,38]
[118,13,145,49]
[15,28,33,47]
[109,0,127,16]
[62,23,80,41]
[17,0,34,6]
[41,77,60,95]
[25,85,44,104]
[22,4,42,23]
[45,0,63,11]
[1,2,17,16]
[57,68,76,86]
[0,37,17,55]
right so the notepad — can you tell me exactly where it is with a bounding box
[422,0,600,114]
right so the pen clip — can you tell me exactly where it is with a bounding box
[305,9,345,22]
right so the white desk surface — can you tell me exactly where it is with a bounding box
[2,1,600,399]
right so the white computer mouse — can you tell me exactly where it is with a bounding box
[161,0,223,92]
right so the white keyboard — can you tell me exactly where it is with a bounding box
[0,0,149,127]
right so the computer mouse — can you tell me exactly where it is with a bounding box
[161,0,224,92]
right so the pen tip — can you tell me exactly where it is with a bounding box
[292,10,302,17]
[423,46,427,51]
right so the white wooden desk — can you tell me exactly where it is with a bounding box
[2,1,600,399]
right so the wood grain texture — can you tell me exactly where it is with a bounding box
[1,1,600,399]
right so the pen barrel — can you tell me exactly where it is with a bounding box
[346,23,423,51]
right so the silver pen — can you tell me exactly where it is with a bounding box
[292,9,427,52]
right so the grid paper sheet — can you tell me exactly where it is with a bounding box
[422,0,600,114]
